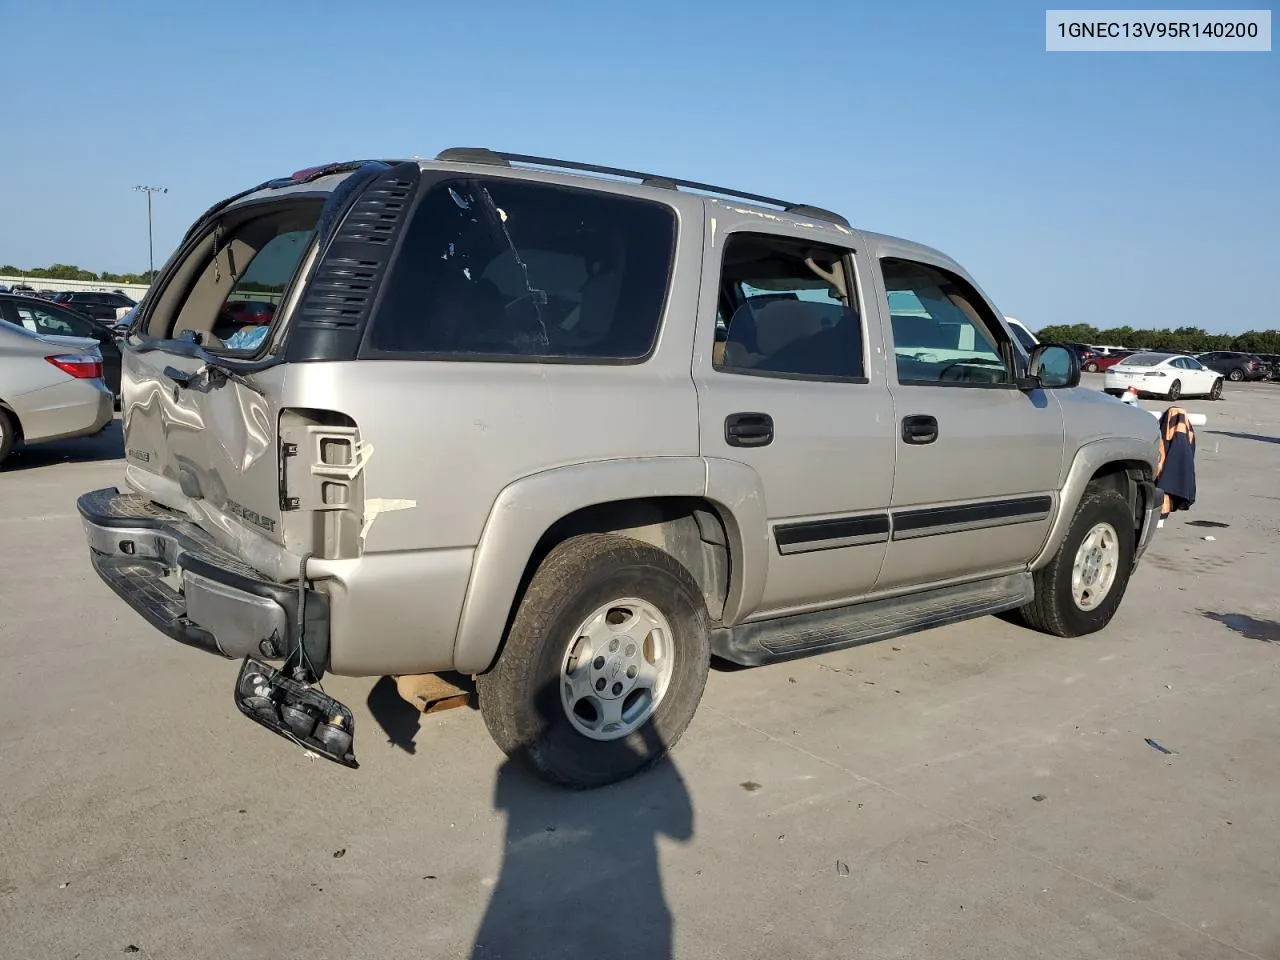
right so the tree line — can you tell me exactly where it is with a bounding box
[0,263,151,285]
[3,265,1278,353]
[1036,324,1280,355]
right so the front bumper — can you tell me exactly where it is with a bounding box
[78,488,329,669]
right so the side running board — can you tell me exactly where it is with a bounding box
[711,573,1033,666]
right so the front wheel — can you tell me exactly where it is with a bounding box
[1017,489,1136,637]
[1210,378,1223,400]
[1084,361,1098,373]
[477,533,711,789]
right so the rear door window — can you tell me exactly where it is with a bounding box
[364,178,676,361]
[713,233,865,380]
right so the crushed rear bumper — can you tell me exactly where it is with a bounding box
[77,488,329,669]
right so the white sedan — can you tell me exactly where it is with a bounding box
[1104,352,1223,401]
[0,321,114,466]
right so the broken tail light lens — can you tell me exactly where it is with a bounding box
[46,354,104,380]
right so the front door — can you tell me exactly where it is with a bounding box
[1172,356,1217,395]
[694,225,896,619]
[873,253,1065,589]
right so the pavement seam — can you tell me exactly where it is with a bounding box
[704,703,1269,960]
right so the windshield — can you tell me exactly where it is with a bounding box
[1121,353,1171,366]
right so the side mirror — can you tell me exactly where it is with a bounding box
[1022,343,1080,390]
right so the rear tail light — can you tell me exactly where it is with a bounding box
[46,354,103,380]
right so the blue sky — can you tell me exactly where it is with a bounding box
[1,0,1275,332]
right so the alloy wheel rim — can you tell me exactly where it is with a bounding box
[559,598,675,741]
[1071,522,1119,611]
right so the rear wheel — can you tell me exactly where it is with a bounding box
[1084,361,1099,373]
[0,408,16,466]
[477,533,711,789]
[1167,379,1181,400]
[1210,378,1223,400]
[1018,488,1136,637]
[1228,368,1244,382]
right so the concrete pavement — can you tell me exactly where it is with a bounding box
[2,381,1278,960]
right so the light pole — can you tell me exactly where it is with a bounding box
[134,185,167,282]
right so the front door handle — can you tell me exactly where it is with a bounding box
[901,414,938,445]
[725,412,774,448]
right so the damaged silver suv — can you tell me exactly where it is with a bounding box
[79,149,1163,787]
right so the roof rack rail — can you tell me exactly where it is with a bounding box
[433,147,850,228]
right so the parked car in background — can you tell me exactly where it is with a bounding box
[112,304,139,335]
[1257,354,1280,380]
[0,293,123,395]
[1003,316,1038,352]
[1105,352,1224,400]
[0,320,113,466]
[1063,342,1098,368]
[219,299,276,328]
[52,290,137,323]
[1080,349,1133,373]
[1196,351,1268,382]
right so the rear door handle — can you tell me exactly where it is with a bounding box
[901,414,938,445]
[725,412,774,447]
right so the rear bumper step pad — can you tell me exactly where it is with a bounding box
[77,487,329,665]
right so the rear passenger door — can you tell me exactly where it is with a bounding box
[873,253,1065,589]
[694,226,896,619]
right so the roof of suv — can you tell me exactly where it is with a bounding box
[220,149,965,288]
[413,147,958,271]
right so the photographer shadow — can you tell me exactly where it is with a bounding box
[472,722,694,959]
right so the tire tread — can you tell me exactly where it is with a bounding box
[477,533,710,788]
[1020,488,1135,638]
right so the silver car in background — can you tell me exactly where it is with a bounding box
[0,321,114,466]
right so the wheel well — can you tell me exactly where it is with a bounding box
[504,496,732,644]
[1086,461,1151,527]
[0,400,22,442]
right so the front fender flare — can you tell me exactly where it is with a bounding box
[1030,437,1159,570]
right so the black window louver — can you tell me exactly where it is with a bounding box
[285,162,421,362]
